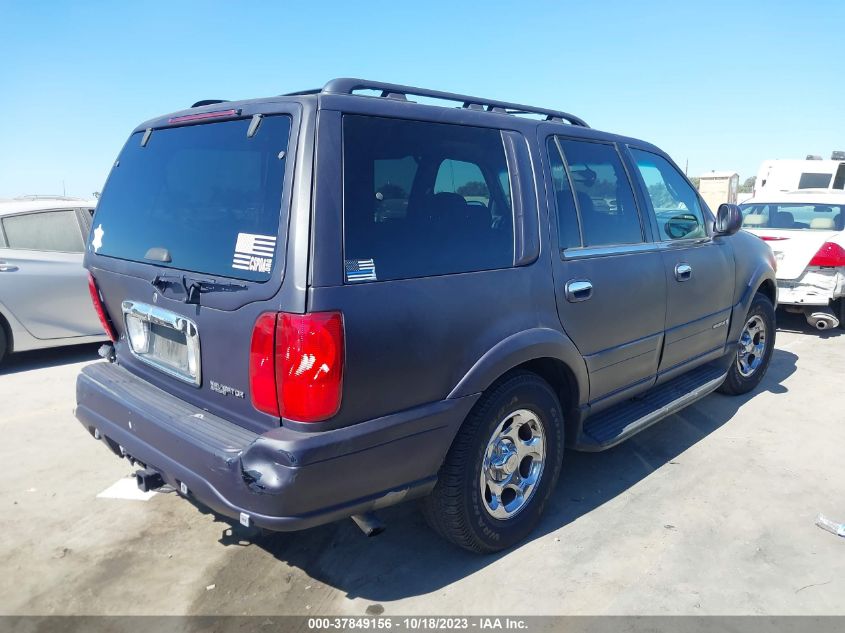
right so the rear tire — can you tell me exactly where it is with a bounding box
[718,292,775,395]
[836,298,845,331]
[0,326,7,365]
[422,371,564,553]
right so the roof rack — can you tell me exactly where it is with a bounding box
[285,78,588,127]
[191,99,229,108]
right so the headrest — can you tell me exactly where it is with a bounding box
[810,217,836,230]
[742,214,766,227]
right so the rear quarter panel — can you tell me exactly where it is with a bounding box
[306,104,580,432]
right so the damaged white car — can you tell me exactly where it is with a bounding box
[741,191,845,331]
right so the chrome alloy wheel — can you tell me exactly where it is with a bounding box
[737,315,767,377]
[480,409,546,520]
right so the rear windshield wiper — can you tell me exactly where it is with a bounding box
[151,273,247,304]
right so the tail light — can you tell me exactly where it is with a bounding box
[87,273,116,342]
[249,312,344,423]
[809,242,845,268]
[249,314,280,416]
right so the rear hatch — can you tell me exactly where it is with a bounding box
[86,102,304,433]
[740,201,843,279]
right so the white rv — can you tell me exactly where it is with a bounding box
[754,155,845,196]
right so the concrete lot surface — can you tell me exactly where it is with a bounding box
[1,310,843,616]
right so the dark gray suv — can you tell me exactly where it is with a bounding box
[77,79,777,553]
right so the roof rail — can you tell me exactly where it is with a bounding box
[283,88,322,96]
[15,194,88,201]
[191,99,229,108]
[319,78,589,127]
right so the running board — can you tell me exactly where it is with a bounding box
[577,365,727,451]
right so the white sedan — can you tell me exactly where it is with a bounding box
[740,190,845,331]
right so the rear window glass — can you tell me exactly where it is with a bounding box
[740,203,844,230]
[93,116,291,281]
[343,116,514,282]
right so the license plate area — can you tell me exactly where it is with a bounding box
[122,301,201,386]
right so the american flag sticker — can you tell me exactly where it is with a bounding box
[345,258,377,282]
[232,233,276,273]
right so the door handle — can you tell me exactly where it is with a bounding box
[675,263,692,281]
[565,279,593,303]
[0,261,18,273]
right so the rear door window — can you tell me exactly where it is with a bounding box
[92,116,291,281]
[555,139,643,247]
[343,116,515,282]
[1,210,84,252]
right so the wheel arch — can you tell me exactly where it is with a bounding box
[447,328,588,440]
[0,307,13,355]
[757,278,777,308]
[728,262,778,345]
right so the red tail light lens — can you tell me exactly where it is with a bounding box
[277,312,344,423]
[87,273,116,342]
[249,313,280,416]
[249,312,344,423]
[809,242,845,267]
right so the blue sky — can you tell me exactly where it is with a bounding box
[1,0,843,198]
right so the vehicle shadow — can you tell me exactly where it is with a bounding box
[210,348,798,604]
[776,308,842,338]
[0,343,101,375]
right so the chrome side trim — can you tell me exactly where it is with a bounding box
[121,301,201,386]
[562,242,660,259]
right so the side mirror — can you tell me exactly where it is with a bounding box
[714,203,743,236]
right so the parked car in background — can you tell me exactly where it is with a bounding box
[741,190,845,330]
[76,79,777,553]
[0,196,106,363]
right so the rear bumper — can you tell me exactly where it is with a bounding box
[777,270,845,306]
[75,362,477,531]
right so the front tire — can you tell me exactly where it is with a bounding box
[422,372,564,553]
[836,298,845,331]
[718,292,776,395]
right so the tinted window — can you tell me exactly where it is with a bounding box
[798,172,832,189]
[374,156,417,221]
[435,160,490,206]
[2,210,84,252]
[557,139,642,247]
[93,116,291,281]
[546,137,581,249]
[343,116,514,282]
[631,148,707,240]
[740,203,844,231]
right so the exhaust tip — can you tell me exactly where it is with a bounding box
[351,512,385,537]
[805,309,840,331]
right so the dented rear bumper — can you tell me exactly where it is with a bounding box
[75,362,475,531]
[777,268,845,306]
